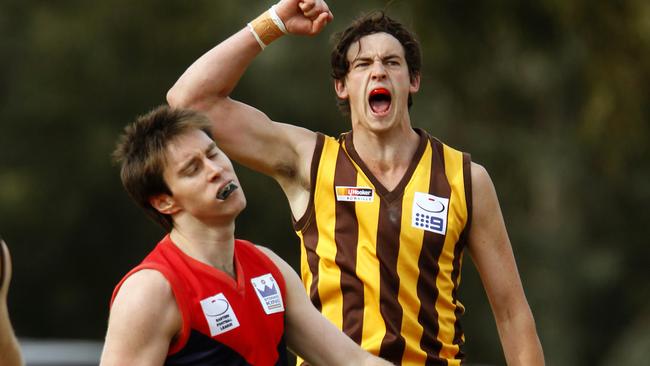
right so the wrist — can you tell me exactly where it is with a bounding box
[247,4,288,50]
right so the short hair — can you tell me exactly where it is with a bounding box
[112,105,213,231]
[330,11,422,115]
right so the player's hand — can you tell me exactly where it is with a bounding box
[0,239,11,301]
[276,0,333,36]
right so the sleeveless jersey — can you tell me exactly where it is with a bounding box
[111,236,288,366]
[294,129,472,366]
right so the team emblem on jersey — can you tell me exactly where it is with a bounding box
[335,186,374,202]
[200,293,240,336]
[251,274,285,315]
[412,192,449,235]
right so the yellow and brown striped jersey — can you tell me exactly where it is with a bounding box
[294,129,472,366]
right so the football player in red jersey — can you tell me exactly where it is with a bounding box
[100,106,392,366]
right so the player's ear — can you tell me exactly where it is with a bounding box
[334,79,349,99]
[149,194,180,215]
[409,73,421,94]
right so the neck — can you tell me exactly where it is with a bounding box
[169,220,237,278]
[351,125,420,190]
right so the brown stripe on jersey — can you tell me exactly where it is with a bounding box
[451,152,473,352]
[333,148,365,343]
[300,134,326,311]
[377,199,407,363]
[417,138,452,365]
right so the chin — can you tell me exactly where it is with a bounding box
[236,198,247,213]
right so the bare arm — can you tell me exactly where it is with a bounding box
[258,247,393,366]
[0,240,23,366]
[167,0,332,195]
[467,163,545,365]
[99,270,181,366]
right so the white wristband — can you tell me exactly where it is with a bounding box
[247,23,267,50]
[269,4,288,34]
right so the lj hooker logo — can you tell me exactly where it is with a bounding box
[335,186,374,202]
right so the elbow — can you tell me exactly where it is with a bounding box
[166,82,207,110]
[166,85,223,112]
[166,86,191,109]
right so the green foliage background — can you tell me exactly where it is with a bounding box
[0,1,648,365]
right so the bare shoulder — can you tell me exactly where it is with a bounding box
[254,245,301,286]
[102,271,181,365]
[470,161,493,192]
[255,245,290,271]
[470,161,502,210]
[111,269,177,318]
[108,269,181,343]
[116,270,172,299]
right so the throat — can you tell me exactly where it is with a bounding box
[367,162,407,192]
[349,128,421,192]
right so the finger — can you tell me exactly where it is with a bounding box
[298,1,315,13]
[317,0,331,15]
[310,12,331,34]
[325,10,333,22]
[302,7,320,19]
[305,1,331,21]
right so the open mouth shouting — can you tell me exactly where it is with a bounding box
[368,88,392,115]
[216,181,239,200]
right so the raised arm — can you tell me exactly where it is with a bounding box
[167,0,332,191]
[467,163,545,365]
[258,246,393,366]
[0,240,23,366]
[99,270,181,366]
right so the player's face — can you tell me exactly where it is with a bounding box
[158,129,246,224]
[335,32,420,133]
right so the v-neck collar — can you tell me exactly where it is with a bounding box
[164,235,245,294]
[343,128,428,204]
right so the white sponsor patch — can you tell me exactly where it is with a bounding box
[200,293,240,336]
[335,186,374,202]
[251,273,285,315]
[412,192,449,235]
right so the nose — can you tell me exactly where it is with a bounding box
[370,60,386,80]
[204,157,223,181]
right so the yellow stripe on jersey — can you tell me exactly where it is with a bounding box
[397,142,433,365]
[297,230,312,301]
[313,138,344,330]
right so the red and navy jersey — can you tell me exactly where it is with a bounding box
[111,235,288,366]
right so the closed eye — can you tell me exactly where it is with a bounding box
[206,143,219,160]
[181,161,200,176]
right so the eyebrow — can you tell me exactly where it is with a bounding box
[351,53,402,64]
[177,142,218,175]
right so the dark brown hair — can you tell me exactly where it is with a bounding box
[112,105,212,231]
[331,11,422,115]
